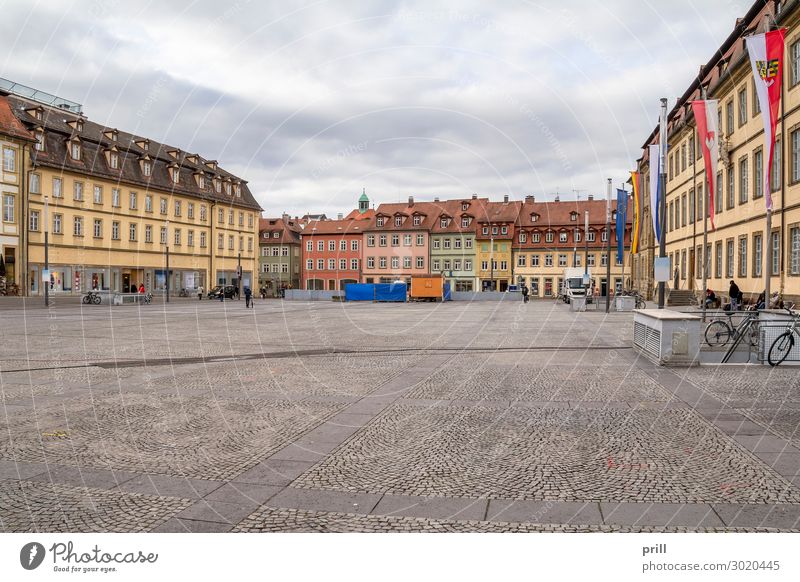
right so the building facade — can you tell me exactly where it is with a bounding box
[361,197,433,284]
[259,216,301,294]
[3,82,261,297]
[301,218,364,290]
[513,196,632,298]
[429,196,484,292]
[475,198,520,291]
[633,0,800,304]
[0,93,35,295]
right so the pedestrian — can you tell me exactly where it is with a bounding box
[705,288,717,308]
[138,283,145,294]
[197,285,203,300]
[673,267,680,290]
[219,287,224,302]
[521,283,529,303]
[244,286,252,308]
[729,280,741,311]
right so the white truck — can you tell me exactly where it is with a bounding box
[561,268,591,304]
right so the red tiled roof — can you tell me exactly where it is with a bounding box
[259,217,302,244]
[304,218,369,235]
[0,94,35,141]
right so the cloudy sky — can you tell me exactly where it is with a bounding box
[1,0,743,216]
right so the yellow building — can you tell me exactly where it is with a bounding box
[1,92,36,295]
[2,82,260,297]
[475,198,520,291]
[634,0,800,305]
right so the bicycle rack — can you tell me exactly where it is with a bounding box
[721,316,758,364]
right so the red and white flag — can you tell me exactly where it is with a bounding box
[746,29,786,210]
[691,100,719,230]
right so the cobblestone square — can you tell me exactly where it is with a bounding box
[1,299,799,532]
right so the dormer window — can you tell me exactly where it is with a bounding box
[461,217,470,227]
[34,129,45,152]
[214,178,221,193]
[168,166,180,184]
[492,226,498,235]
[186,154,199,164]
[519,231,527,242]
[412,215,421,226]
[168,149,180,159]
[70,141,81,160]
[482,226,489,235]
[134,139,150,151]
[109,152,119,169]
[195,173,205,189]
[205,160,218,171]
[104,129,118,141]
[531,213,539,222]
[143,160,152,177]
[234,183,241,197]
[76,119,84,131]
[395,216,402,227]
[225,182,232,196]
[570,212,578,221]
[26,106,44,120]
[440,218,448,228]
[376,217,385,227]
[461,203,469,211]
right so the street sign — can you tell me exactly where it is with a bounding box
[41,269,50,282]
[654,257,670,282]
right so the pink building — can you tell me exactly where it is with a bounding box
[361,197,442,284]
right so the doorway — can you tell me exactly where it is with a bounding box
[122,272,131,293]
[688,248,695,290]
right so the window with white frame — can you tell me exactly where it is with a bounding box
[30,173,41,194]
[73,216,83,236]
[93,219,102,238]
[145,225,153,243]
[73,181,83,201]
[94,185,102,204]
[29,209,40,231]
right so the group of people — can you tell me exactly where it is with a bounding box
[704,280,781,311]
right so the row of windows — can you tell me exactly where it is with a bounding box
[518,229,613,244]
[305,259,360,270]
[515,252,618,268]
[432,259,473,271]
[480,260,509,271]
[261,246,295,257]
[366,234,425,247]
[670,228,800,280]
[29,174,254,227]
[261,263,292,273]
[432,237,473,250]
[364,256,425,270]
[27,211,255,253]
[306,239,360,252]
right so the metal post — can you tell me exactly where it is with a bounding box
[165,245,170,303]
[584,210,589,296]
[44,195,49,307]
[657,97,668,309]
[701,182,709,322]
[237,252,242,299]
[489,237,494,291]
[605,178,611,313]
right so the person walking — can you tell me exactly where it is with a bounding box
[521,282,529,303]
[728,280,741,311]
[197,285,203,300]
[244,286,252,308]
[138,283,145,294]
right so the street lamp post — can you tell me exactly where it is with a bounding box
[237,252,242,299]
[657,98,668,309]
[584,210,589,297]
[489,236,494,291]
[44,195,49,307]
[165,220,170,303]
[605,178,612,314]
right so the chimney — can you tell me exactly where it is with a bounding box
[554,194,560,202]
[408,196,414,206]
[472,193,477,200]
[503,194,509,204]
[588,194,594,201]
[524,195,534,203]
[282,212,289,221]
[434,197,439,202]
[337,213,343,220]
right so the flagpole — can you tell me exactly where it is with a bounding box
[700,88,709,323]
[620,183,626,292]
[657,98,668,309]
[606,178,611,314]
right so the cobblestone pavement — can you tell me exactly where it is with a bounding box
[1,298,799,532]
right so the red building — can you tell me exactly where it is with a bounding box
[301,218,365,290]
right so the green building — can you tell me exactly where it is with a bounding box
[429,197,486,292]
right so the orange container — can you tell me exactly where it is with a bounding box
[410,275,444,300]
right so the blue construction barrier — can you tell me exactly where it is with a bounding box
[344,283,375,301]
[375,283,407,302]
[443,282,452,301]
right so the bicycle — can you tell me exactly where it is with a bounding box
[767,307,799,366]
[620,289,646,309]
[82,291,102,305]
[704,310,759,348]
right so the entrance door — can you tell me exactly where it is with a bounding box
[688,249,695,290]
[600,278,607,297]
[122,273,131,293]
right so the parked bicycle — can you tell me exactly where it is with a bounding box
[704,310,759,348]
[82,291,102,305]
[143,292,153,304]
[767,307,799,366]
[619,289,646,309]
[178,288,189,297]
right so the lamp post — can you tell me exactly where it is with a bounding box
[584,210,589,297]
[237,252,242,300]
[489,235,494,291]
[44,195,49,307]
[657,97,668,309]
[165,220,170,303]
[605,178,612,314]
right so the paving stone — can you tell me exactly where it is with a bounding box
[711,504,800,529]
[203,482,283,506]
[232,460,315,487]
[150,517,233,533]
[487,500,602,524]
[176,499,260,524]
[372,494,488,520]
[733,435,798,453]
[267,487,382,515]
[118,474,223,498]
[753,452,800,477]
[26,465,138,490]
[0,459,49,480]
[600,503,723,527]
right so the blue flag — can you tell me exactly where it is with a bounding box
[616,189,628,265]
